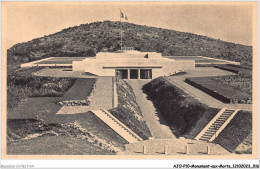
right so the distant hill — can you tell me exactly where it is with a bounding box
[7,21,252,67]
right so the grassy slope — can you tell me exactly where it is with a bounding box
[7,119,118,155]
[234,132,252,154]
[183,107,219,139]
[7,136,114,155]
[7,21,252,67]
[61,78,96,100]
[213,111,252,153]
[110,79,152,140]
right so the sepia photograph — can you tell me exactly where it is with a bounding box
[1,1,258,162]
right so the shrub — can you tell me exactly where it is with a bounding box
[85,49,96,57]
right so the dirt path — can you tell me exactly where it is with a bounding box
[127,80,176,139]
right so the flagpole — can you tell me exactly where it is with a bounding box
[120,10,122,50]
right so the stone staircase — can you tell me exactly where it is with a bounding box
[92,109,143,143]
[195,108,240,142]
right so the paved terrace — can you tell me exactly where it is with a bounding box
[33,68,97,78]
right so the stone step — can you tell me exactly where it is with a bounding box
[208,126,219,130]
[219,113,232,117]
[203,133,215,137]
[217,117,230,120]
[200,137,211,141]
[214,120,225,124]
[219,115,232,118]
[206,131,217,135]
[199,138,209,142]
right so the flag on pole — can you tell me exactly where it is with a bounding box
[125,15,128,20]
[120,11,124,18]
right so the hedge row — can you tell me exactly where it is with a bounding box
[58,100,90,106]
[213,64,251,75]
[213,65,239,73]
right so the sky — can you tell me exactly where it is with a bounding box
[4,2,255,49]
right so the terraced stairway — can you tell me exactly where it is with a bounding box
[195,108,240,142]
[92,109,143,143]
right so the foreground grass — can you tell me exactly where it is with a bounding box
[110,79,152,140]
[8,136,114,155]
[7,119,119,155]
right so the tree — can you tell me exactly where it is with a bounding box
[85,49,96,57]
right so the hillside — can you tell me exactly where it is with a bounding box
[7,21,252,67]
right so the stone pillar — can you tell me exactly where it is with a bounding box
[143,145,146,154]
[112,77,118,108]
[164,145,168,155]
[138,69,140,79]
[207,145,210,155]
[186,145,189,154]
[128,69,130,79]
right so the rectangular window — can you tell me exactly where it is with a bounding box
[116,69,128,79]
[140,69,152,79]
[130,69,138,79]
